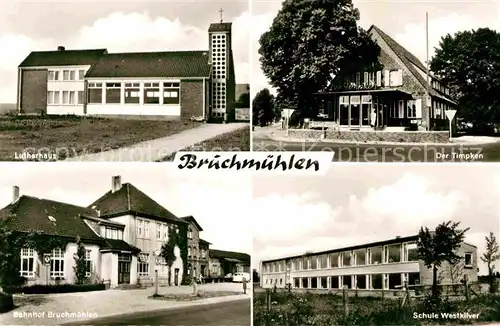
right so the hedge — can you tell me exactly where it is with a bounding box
[0,293,14,313]
[4,283,105,294]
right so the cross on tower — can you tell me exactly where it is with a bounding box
[219,7,224,23]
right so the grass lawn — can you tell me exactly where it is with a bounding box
[160,126,250,161]
[149,291,242,301]
[254,291,500,326]
[0,115,201,161]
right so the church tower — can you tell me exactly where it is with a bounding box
[208,11,235,122]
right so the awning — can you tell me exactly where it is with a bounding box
[223,258,243,263]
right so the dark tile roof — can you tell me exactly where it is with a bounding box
[261,235,419,264]
[199,238,212,245]
[210,249,250,263]
[0,196,102,242]
[19,49,107,68]
[85,51,211,78]
[209,23,232,32]
[181,215,203,231]
[89,183,186,224]
[369,25,456,104]
[80,214,125,229]
[101,238,141,253]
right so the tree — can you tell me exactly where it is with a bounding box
[234,93,250,109]
[259,0,380,121]
[430,28,500,130]
[161,226,178,286]
[480,232,500,293]
[73,236,87,285]
[252,88,275,126]
[0,227,25,294]
[252,269,260,282]
[417,221,469,298]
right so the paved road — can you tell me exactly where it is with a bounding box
[253,137,500,162]
[64,299,250,326]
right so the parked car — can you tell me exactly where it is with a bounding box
[233,272,250,283]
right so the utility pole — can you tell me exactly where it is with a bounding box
[425,12,431,131]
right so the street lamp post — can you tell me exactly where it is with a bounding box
[286,109,290,136]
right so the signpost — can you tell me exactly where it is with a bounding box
[445,110,457,141]
[286,109,291,136]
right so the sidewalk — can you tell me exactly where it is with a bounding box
[0,284,251,325]
[64,123,249,162]
[255,126,500,146]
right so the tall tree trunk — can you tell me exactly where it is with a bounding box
[432,264,438,298]
[489,264,495,294]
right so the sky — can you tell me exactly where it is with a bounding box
[253,164,500,276]
[251,0,500,95]
[0,162,252,254]
[0,0,249,103]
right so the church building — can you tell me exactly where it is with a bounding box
[16,21,236,122]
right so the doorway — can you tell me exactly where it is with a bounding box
[118,253,131,284]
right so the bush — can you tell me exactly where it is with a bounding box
[3,283,105,294]
[0,293,14,313]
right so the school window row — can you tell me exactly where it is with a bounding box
[87,82,181,105]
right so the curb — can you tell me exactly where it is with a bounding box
[256,136,498,147]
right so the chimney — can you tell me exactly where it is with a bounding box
[12,186,20,203]
[111,175,122,193]
[57,46,65,51]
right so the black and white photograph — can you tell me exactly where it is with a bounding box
[252,164,500,325]
[0,163,252,325]
[0,0,250,162]
[251,0,500,162]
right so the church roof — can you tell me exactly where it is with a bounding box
[209,22,232,32]
[18,49,107,67]
[85,50,211,78]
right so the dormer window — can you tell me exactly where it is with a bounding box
[105,227,121,240]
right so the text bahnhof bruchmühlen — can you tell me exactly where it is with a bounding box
[176,153,322,171]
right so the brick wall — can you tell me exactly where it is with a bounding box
[419,243,478,285]
[371,29,430,128]
[180,80,204,118]
[288,129,450,143]
[20,69,48,114]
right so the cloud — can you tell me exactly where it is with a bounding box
[0,11,249,103]
[252,192,342,262]
[348,173,468,232]
[249,4,497,96]
[394,13,486,67]
[153,173,253,255]
[0,34,43,103]
[44,187,96,207]
[250,12,278,96]
[253,173,476,271]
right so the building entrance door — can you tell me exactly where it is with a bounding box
[118,261,130,284]
[118,253,131,284]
